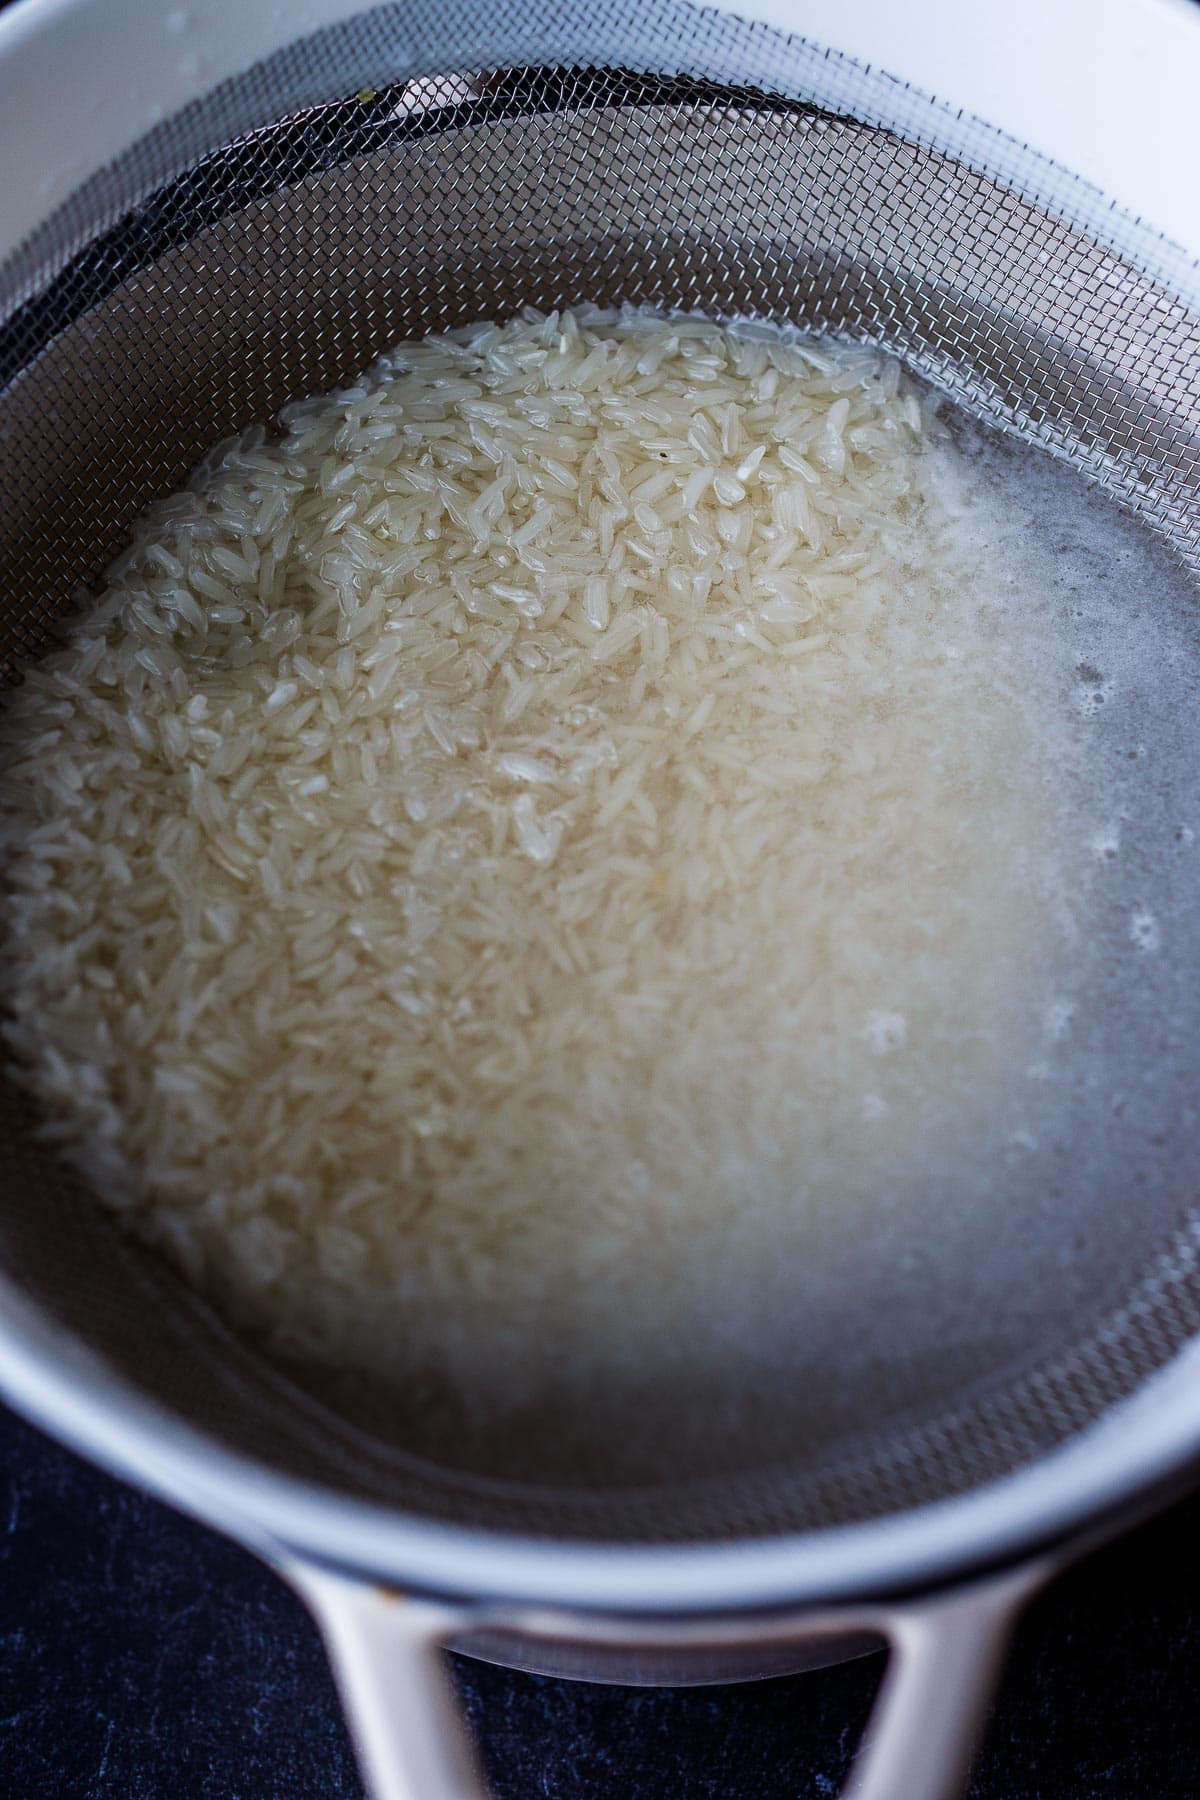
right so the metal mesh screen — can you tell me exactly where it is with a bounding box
[3,66,1200,677]
[1,3,1200,1542]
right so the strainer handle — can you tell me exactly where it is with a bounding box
[287,1564,488,1800]
[843,1568,1039,1800]
[288,1556,1045,1800]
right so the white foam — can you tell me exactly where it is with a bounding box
[1130,909,1162,954]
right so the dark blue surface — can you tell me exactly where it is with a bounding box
[2,1402,1200,1797]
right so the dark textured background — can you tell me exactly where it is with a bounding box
[3,1401,1200,1797]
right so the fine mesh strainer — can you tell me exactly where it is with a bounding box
[2,1,1200,1796]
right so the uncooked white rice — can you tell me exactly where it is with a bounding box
[0,307,1085,1383]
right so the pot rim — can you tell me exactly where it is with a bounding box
[2,1283,1199,1614]
[2,0,1199,291]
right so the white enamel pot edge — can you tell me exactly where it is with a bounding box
[1,0,1199,274]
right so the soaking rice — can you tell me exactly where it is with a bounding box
[0,307,1083,1380]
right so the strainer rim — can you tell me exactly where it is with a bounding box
[1,1277,1198,1613]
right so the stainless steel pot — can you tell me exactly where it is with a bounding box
[1,2,1199,1795]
